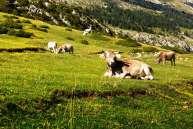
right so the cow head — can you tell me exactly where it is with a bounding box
[99,51,121,67]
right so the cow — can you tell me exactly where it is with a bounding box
[100,51,154,80]
[47,41,57,53]
[156,51,176,66]
[56,44,74,54]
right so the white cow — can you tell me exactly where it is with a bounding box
[100,51,154,80]
[47,41,57,53]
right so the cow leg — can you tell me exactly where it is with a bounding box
[173,58,176,66]
[163,58,166,65]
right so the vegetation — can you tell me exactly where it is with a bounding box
[116,38,141,47]
[4,0,192,37]
[0,12,193,129]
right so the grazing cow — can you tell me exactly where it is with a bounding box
[100,51,154,80]
[156,51,176,66]
[56,44,74,54]
[48,41,57,53]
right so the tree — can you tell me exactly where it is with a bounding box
[0,0,6,11]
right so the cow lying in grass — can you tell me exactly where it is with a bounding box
[100,51,154,80]
[156,51,176,66]
[56,44,74,54]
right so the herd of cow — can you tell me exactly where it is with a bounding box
[47,41,176,80]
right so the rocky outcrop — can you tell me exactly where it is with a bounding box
[129,31,193,52]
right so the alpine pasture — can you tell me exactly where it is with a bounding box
[1,12,193,129]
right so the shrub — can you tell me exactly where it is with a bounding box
[15,19,21,23]
[142,46,158,52]
[22,19,31,24]
[66,37,74,41]
[65,28,72,31]
[15,30,33,38]
[37,27,48,32]
[39,24,49,29]
[8,29,33,38]
[3,15,18,19]
[116,38,141,47]
[32,24,37,29]
[129,48,142,53]
[4,18,23,29]
[80,39,89,45]
[0,25,8,34]
[7,29,16,35]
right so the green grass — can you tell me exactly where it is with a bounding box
[1,12,193,129]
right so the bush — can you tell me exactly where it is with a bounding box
[31,24,37,29]
[3,15,18,19]
[39,24,49,29]
[65,28,72,31]
[116,38,141,47]
[16,30,33,38]
[15,19,21,23]
[7,29,16,35]
[142,46,158,52]
[8,29,33,38]
[0,25,8,34]
[80,39,89,45]
[4,18,23,29]
[129,48,142,53]
[37,27,48,32]
[22,19,31,24]
[66,37,74,41]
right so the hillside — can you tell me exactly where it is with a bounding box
[1,12,193,129]
[1,0,192,52]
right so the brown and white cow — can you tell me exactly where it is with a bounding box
[100,51,154,80]
[156,51,176,66]
[56,44,74,54]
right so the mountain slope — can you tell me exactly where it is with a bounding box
[3,0,192,52]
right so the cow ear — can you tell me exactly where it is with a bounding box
[115,53,121,59]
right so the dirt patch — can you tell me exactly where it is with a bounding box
[50,89,147,100]
[0,47,47,53]
[0,89,148,113]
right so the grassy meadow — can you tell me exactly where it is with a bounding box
[1,12,193,129]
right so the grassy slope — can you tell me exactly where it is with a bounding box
[1,12,193,128]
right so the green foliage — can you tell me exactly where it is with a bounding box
[162,46,188,54]
[142,46,158,52]
[0,25,8,34]
[8,29,33,38]
[39,24,49,29]
[3,17,23,29]
[31,24,37,29]
[0,0,6,11]
[116,38,141,47]
[65,28,72,31]
[129,48,143,53]
[37,27,48,32]
[22,19,32,24]
[80,39,89,45]
[31,24,49,32]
